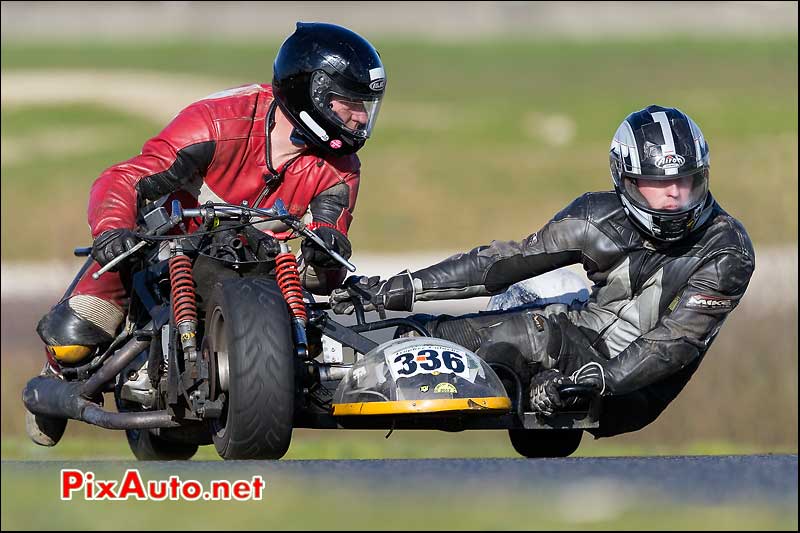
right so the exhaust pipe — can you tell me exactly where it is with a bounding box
[23,334,180,430]
[23,375,180,430]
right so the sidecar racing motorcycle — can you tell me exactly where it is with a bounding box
[23,199,599,460]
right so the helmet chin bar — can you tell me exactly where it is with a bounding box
[619,189,700,242]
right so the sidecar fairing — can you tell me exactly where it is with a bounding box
[332,337,511,416]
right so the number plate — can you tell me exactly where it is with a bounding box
[385,343,478,383]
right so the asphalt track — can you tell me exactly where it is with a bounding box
[3,455,797,505]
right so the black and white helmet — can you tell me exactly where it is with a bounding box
[609,105,713,242]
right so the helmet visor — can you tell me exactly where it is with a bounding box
[622,170,708,213]
[310,70,383,139]
[324,93,382,139]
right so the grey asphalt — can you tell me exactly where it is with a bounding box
[4,455,797,505]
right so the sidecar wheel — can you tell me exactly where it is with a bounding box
[508,429,583,458]
[205,278,294,460]
[125,428,199,461]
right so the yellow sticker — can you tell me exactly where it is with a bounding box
[433,383,458,394]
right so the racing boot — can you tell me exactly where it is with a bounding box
[36,295,124,366]
[24,362,68,447]
[27,296,124,446]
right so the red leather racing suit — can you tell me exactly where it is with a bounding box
[73,84,360,309]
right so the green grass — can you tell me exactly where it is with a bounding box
[1,37,797,260]
[1,461,797,530]
[2,431,795,462]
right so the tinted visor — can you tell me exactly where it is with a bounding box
[622,170,708,213]
[310,71,383,139]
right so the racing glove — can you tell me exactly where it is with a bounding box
[91,229,141,268]
[329,271,415,315]
[529,365,605,417]
[529,369,572,417]
[301,225,352,269]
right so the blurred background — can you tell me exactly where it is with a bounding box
[1,1,797,463]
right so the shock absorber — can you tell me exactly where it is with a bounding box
[169,245,198,362]
[275,242,308,358]
[275,243,307,324]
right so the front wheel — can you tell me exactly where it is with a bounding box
[508,429,583,458]
[125,429,199,461]
[115,393,199,461]
[205,278,295,460]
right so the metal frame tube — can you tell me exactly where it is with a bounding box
[80,337,151,399]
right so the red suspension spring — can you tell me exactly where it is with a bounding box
[169,253,197,325]
[275,252,307,323]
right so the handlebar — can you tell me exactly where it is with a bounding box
[92,199,356,280]
[556,383,598,399]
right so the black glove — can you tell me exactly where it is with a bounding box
[529,369,573,417]
[241,226,280,260]
[530,364,605,417]
[301,226,352,269]
[91,229,141,268]
[329,271,415,315]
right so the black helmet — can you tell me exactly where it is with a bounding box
[272,22,386,156]
[609,104,713,242]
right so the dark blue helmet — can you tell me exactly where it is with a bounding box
[272,22,386,156]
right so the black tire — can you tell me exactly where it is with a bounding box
[115,390,200,461]
[205,278,294,460]
[508,429,583,458]
[125,428,199,461]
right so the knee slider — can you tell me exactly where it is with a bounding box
[36,296,123,363]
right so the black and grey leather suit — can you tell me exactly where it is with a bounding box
[399,191,755,437]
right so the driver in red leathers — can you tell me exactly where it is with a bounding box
[27,22,387,446]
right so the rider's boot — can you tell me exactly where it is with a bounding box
[27,296,124,446]
[24,363,68,447]
[36,295,124,365]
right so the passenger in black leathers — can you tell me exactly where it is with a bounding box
[329,105,755,438]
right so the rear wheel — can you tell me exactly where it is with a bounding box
[205,278,295,460]
[508,429,583,458]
